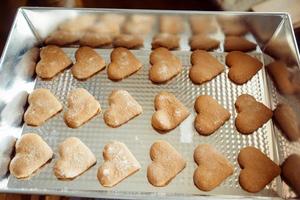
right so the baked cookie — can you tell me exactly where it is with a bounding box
[281,154,300,196]
[189,34,220,51]
[224,36,256,52]
[107,47,142,81]
[79,32,113,47]
[266,61,300,95]
[9,133,53,179]
[71,46,106,80]
[147,140,186,186]
[189,50,224,84]
[160,15,183,34]
[113,34,143,49]
[97,141,141,187]
[238,146,280,193]
[226,51,263,84]
[218,16,248,36]
[235,94,273,134]
[35,45,72,79]
[149,47,182,83]
[151,33,180,50]
[45,30,82,46]
[189,15,217,35]
[24,88,62,126]
[54,137,96,179]
[104,90,142,128]
[87,21,121,37]
[152,91,189,132]
[58,14,97,33]
[193,144,233,191]
[64,88,101,128]
[194,95,230,135]
[123,14,154,35]
[273,104,300,141]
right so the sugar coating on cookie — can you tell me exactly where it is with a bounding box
[104,89,142,128]
[152,91,189,132]
[189,50,224,84]
[226,51,263,85]
[194,95,230,135]
[71,46,106,80]
[107,47,142,81]
[24,88,62,126]
[113,34,143,49]
[97,141,141,187]
[193,144,233,191]
[224,36,256,52]
[9,133,53,179]
[151,33,180,50]
[54,137,96,179]
[64,88,101,128]
[235,94,273,135]
[35,45,72,79]
[147,140,186,187]
[238,146,280,193]
[189,34,220,51]
[149,47,182,83]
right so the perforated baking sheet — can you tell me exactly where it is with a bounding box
[7,49,281,197]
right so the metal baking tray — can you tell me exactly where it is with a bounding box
[0,7,300,199]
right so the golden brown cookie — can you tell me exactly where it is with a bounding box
[152,91,189,132]
[58,14,97,32]
[107,47,142,81]
[71,46,106,80]
[104,90,142,128]
[193,144,233,191]
[160,15,183,34]
[273,104,300,141]
[226,51,263,85]
[218,16,248,36]
[189,34,220,51]
[64,88,101,128]
[235,94,273,135]
[45,30,82,46]
[97,141,141,187]
[151,33,180,50]
[189,50,224,84]
[281,154,300,196]
[113,34,143,49]
[224,36,257,52]
[238,146,281,193]
[149,47,182,83]
[189,15,218,35]
[194,95,230,136]
[122,14,154,35]
[9,133,53,179]
[24,88,62,126]
[147,140,186,186]
[35,45,72,79]
[266,61,300,95]
[54,137,96,179]
[79,32,113,47]
[87,21,121,37]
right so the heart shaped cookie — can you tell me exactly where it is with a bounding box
[194,95,230,135]
[45,30,82,46]
[189,50,224,84]
[79,32,113,48]
[281,154,300,196]
[159,15,183,34]
[97,141,140,187]
[149,47,182,83]
[147,140,186,186]
[152,91,189,132]
[151,33,180,50]
[113,34,144,49]
[226,51,263,84]
[35,45,72,79]
[64,88,101,128]
[238,146,280,193]
[193,144,233,191]
[235,94,272,134]
[9,133,53,178]
[54,137,96,179]
[189,16,217,35]
[107,47,142,81]
[24,88,62,126]
[104,90,142,128]
[189,34,220,51]
[71,46,106,80]
[224,36,256,52]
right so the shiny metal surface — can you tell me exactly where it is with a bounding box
[0,7,299,199]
